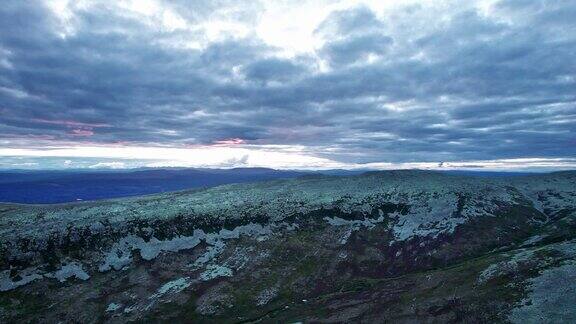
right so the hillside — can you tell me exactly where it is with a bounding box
[1,170,575,322]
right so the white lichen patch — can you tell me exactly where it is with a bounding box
[99,230,206,272]
[100,223,275,273]
[99,236,145,272]
[199,265,233,281]
[0,269,43,292]
[338,228,354,245]
[324,214,386,244]
[217,223,272,239]
[106,302,122,312]
[139,233,205,260]
[548,239,576,259]
[509,261,576,323]
[256,285,280,306]
[149,277,192,300]
[478,249,535,284]
[189,239,226,270]
[1,261,91,291]
[324,214,385,229]
[520,235,545,247]
[195,283,234,315]
[479,240,576,285]
[222,247,254,270]
[53,262,90,282]
[391,199,465,241]
[188,223,276,271]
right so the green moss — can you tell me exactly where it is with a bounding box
[337,277,380,293]
[0,290,48,322]
[141,294,204,323]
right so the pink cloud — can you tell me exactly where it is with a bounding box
[213,138,246,145]
[31,118,108,138]
[69,129,94,137]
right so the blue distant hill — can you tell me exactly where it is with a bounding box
[438,170,535,177]
[0,168,321,204]
[0,168,537,204]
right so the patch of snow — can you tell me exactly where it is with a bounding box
[324,215,384,229]
[480,240,576,285]
[222,247,253,270]
[54,262,90,282]
[520,235,545,247]
[100,223,275,273]
[149,277,191,300]
[284,222,299,231]
[139,231,206,260]
[190,239,226,269]
[199,265,233,281]
[509,261,576,323]
[256,285,279,306]
[99,230,206,272]
[478,249,535,284]
[324,215,385,244]
[338,228,353,245]
[391,199,464,241]
[549,239,576,258]
[1,261,91,291]
[0,269,43,292]
[106,302,122,312]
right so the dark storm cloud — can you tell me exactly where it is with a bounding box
[0,0,575,164]
[316,5,392,66]
[315,5,385,37]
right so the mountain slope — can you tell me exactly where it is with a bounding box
[0,170,575,322]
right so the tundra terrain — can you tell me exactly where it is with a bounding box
[1,170,575,323]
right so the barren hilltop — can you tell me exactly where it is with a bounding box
[1,170,575,322]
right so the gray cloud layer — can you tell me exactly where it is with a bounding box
[0,0,574,165]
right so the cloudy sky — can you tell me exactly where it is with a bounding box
[0,0,575,170]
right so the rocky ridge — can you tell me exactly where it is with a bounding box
[0,170,575,322]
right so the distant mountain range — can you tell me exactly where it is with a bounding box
[0,168,358,204]
[0,167,536,204]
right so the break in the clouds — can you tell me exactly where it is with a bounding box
[0,0,575,170]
